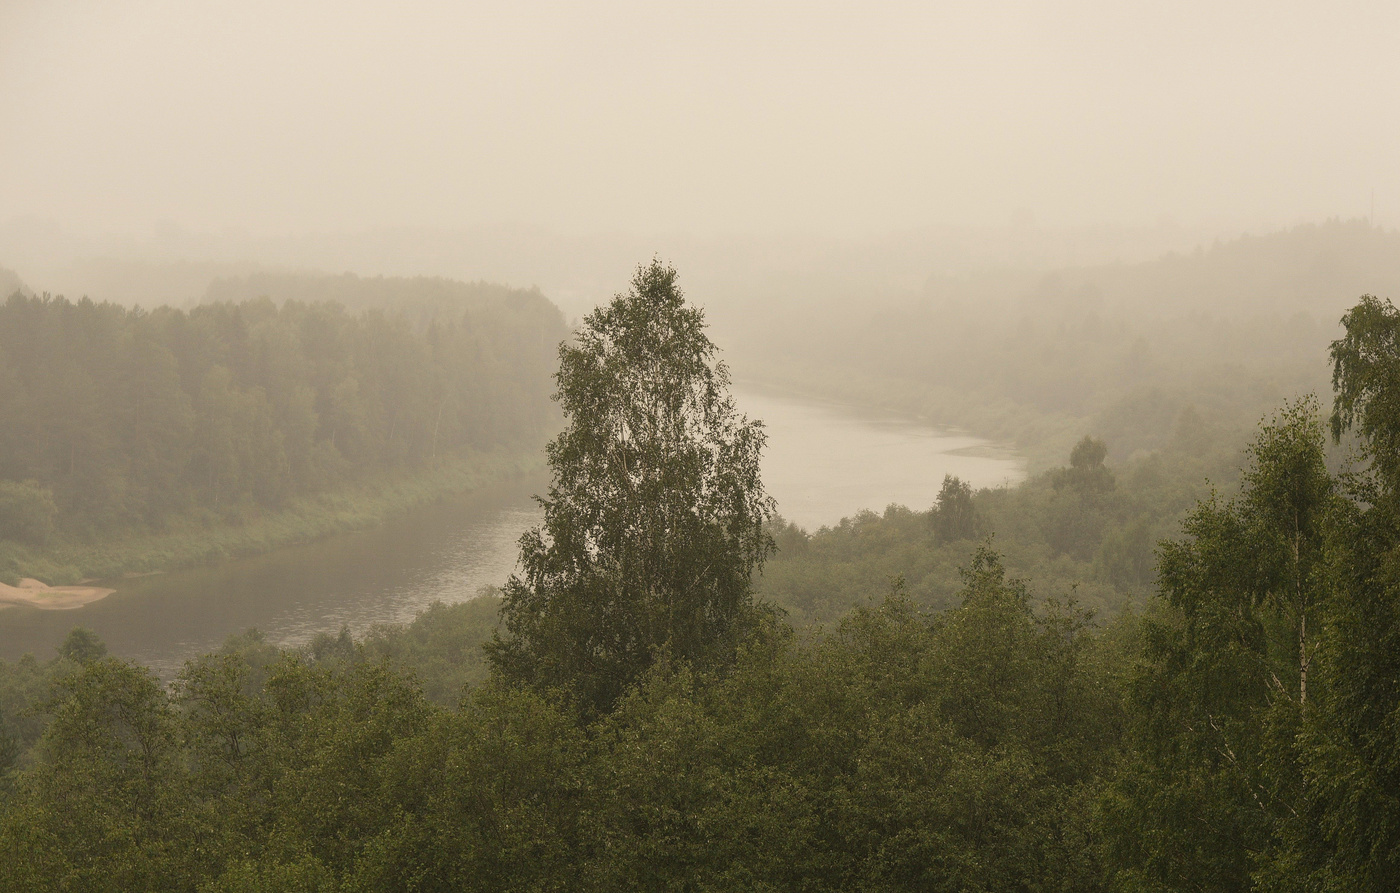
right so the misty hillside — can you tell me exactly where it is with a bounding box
[1017,218,1400,319]
[735,222,1393,469]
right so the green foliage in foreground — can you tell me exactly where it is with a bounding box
[0,547,1128,892]
[5,293,1400,890]
[361,595,503,705]
[1094,299,1400,892]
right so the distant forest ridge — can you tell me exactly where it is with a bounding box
[1006,218,1400,318]
[733,221,1400,470]
[0,277,567,553]
[204,272,554,333]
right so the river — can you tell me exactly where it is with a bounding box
[0,387,1023,676]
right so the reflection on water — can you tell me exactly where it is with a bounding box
[0,387,1024,676]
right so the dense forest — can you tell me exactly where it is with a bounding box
[0,277,566,582]
[3,262,1400,890]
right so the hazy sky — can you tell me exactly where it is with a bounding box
[3,1,1398,241]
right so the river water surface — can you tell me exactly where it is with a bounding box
[0,387,1023,676]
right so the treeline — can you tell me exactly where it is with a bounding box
[0,286,566,546]
[203,272,554,335]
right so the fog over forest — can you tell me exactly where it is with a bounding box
[4,4,1400,892]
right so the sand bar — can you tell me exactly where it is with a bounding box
[0,578,115,610]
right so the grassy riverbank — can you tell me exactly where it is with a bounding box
[0,447,545,587]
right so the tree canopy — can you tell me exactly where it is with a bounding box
[489,260,774,715]
[0,290,565,547]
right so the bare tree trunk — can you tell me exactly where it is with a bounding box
[1295,513,1307,709]
[1300,608,1308,709]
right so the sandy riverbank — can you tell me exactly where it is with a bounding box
[0,578,115,610]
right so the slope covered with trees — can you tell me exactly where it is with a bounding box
[0,548,1125,892]
[0,284,566,581]
[731,220,1394,470]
